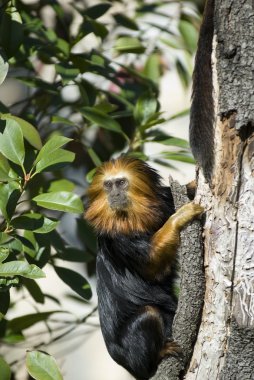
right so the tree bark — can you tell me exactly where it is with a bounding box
[151,180,205,380]
[153,1,254,379]
[186,1,254,378]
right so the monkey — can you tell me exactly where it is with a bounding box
[189,0,215,182]
[85,156,203,380]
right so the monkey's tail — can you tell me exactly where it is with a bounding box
[189,0,215,182]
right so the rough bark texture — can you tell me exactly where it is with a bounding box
[153,1,254,379]
[151,180,205,380]
[216,0,254,130]
[185,1,254,379]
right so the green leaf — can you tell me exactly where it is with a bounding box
[0,277,19,287]
[176,58,191,88]
[0,118,25,166]
[44,294,61,306]
[26,351,63,380]
[0,114,42,150]
[160,151,195,164]
[127,151,148,161]
[0,182,20,220]
[0,51,9,86]
[23,278,45,304]
[6,237,23,251]
[0,261,45,279]
[168,108,189,121]
[23,238,50,269]
[81,107,127,138]
[134,92,158,127]
[0,248,9,263]
[86,167,97,183]
[54,266,92,300]
[0,102,9,113]
[143,53,161,84]
[8,311,65,333]
[57,248,93,263]
[77,219,97,254]
[56,38,70,56]
[160,35,185,50]
[33,217,59,234]
[179,20,198,53]
[0,6,24,58]
[93,101,118,114]
[33,192,84,214]
[0,290,10,315]
[12,213,59,234]
[51,116,77,127]
[114,37,145,54]
[0,233,11,245]
[35,136,72,164]
[87,148,102,167]
[139,114,166,130]
[157,137,189,148]
[35,149,75,173]
[0,153,13,182]
[75,17,108,42]
[83,3,111,19]
[55,63,79,84]
[0,356,11,380]
[16,77,58,93]
[113,14,139,30]
[146,131,189,148]
[48,179,75,193]
[2,333,24,344]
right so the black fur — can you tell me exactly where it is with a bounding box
[190,0,215,182]
[96,186,176,380]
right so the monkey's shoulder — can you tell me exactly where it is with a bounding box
[97,232,152,272]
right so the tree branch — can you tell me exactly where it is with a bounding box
[151,179,205,380]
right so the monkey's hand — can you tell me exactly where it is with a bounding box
[170,203,204,229]
[147,203,204,279]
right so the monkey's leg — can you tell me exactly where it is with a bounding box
[114,306,167,380]
[147,203,204,277]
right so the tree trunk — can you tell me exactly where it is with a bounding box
[153,1,254,379]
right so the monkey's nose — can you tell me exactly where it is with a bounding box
[111,190,121,198]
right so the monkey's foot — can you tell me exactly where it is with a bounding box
[159,340,182,359]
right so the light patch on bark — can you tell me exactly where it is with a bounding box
[232,135,254,327]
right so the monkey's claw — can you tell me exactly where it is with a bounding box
[190,203,204,217]
[159,340,182,359]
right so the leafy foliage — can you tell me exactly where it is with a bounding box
[0,0,202,377]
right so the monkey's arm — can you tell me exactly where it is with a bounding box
[146,203,204,278]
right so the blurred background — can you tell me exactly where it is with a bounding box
[0,0,205,378]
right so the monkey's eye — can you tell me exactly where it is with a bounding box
[104,180,112,190]
[116,178,128,188]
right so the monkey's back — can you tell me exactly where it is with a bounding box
[96,233,178,350]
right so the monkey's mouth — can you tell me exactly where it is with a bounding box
[109,197,130,210]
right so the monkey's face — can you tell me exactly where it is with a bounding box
[86,157,165,233]
[103,176,130,210]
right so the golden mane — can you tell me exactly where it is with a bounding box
[85,157,163,235]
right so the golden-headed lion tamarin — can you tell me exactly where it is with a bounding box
[85,157,203,380]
